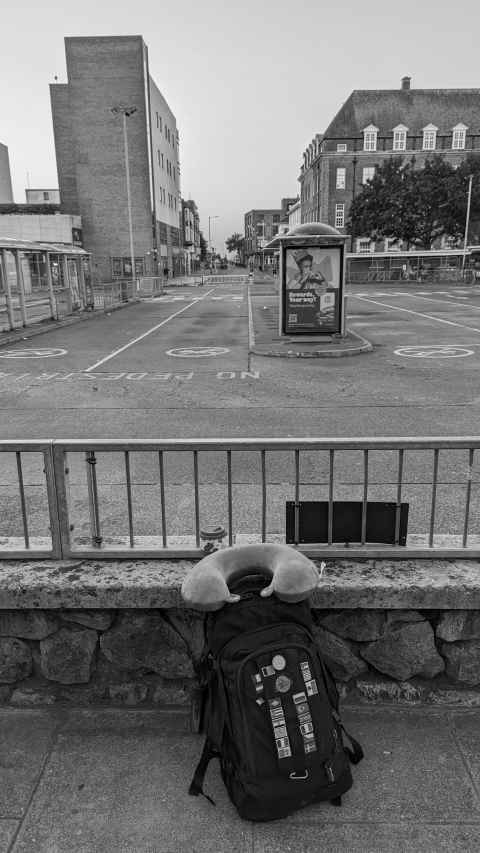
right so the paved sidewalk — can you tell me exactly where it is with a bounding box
[1,705,480,852]
[248,278,372,358]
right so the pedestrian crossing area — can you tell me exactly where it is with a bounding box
[150,294,244,303]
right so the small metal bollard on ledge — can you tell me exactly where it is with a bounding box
[200,526,227,555]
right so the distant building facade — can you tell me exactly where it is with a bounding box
[288,199,301,230]
[182,199,200,274]
[0,144,13,203]
[0,205,82,246]
[50,36,182,282]
[299,78,480,251]
[244,198,297,269]
[25,189,60,205]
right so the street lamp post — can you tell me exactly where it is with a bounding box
[208,215,219,270]
[112,106,137,284]
[462,174,474,277]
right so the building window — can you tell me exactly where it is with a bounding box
[362,166,375,184]
[422,125,437,150]
[363,125,378,151]
[159,116,162,132]
[393,126,407,151]
[335,203,345,228]
[157,150,161,166]
[452,124,467,150]
[161,153,164,169]
[112,258,122,276]
[173,167,176,182]
[336,167,346,189]
[336,143,347,152]
[356,239,373,253]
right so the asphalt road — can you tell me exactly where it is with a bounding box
[1,275,480,546]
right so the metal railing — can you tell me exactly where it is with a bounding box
[92,281,138,310]
[1,437,479,561]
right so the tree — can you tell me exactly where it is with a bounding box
[225,232,244,254]
[348,154,480,250]
[348,157,418,248]
[199,231,208,261]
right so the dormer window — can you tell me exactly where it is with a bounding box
[363,124,378,152]
[452,123,467,150]
[392,124,408,151]
[422,124,438,150]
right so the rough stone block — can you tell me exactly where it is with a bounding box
[437,611,480,642]
[360,621,444,681]
[0,638,32,683]
[313,625,367,682]
[164,609,205,662]
[40,625,98,684]
[61,610,114,631]
[442,640,480,685]
[151,680,192,705]
[9,686,56,706]
[0,610,58,640]
[355,675,430,703]
[317,609,424,641]
[107,683,149,705]
[100,612,193,679]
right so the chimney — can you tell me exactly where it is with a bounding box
[401,76,411,90]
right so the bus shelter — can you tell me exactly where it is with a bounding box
[0,238,92,332]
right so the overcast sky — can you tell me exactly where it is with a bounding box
[1,0,477,252]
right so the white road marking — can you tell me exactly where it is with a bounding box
[0,369,260,385]
[85,287,216,372]
[351,294,480,335]
[0,348,67,359]
[408,292,480,310]
[166,346,230,358]
[394,345,474,358]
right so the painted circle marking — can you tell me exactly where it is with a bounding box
[0,347,67,359]
[394,345,474,359]
[166,346,230,358]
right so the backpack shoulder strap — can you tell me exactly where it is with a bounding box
[188,737,218,805]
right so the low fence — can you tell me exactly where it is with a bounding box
[1,438,479,560]
[136,276,164,297]
[347,269,479,285]
[92,280,137,311]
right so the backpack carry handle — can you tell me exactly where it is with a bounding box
[181,543,320,611]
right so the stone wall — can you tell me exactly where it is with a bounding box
[1,607,480,706]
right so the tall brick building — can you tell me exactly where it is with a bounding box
[299,78,480,251]
[50,36,182,281]
[244,198,297,268]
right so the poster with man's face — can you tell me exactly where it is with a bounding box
[283,246,342,334]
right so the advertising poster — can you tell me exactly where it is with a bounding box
[283,246,342,334]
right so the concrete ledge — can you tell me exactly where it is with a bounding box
[1,559,480,610]
[250,328,373,358]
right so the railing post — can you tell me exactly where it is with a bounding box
[47,444,72,558]
[86,450,103,547]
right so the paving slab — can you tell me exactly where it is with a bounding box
[0,710,60,817]
[0,822,19,853]
[11,710,252,853]
[253,822,480,852]
[4,705,480,853]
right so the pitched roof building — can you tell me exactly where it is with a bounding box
[299,78,480,251]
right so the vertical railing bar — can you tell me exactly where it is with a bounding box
[429,448,439,548]
[49,445,70,558]
[328,449,334,546]
[15,451,30,549]
[85,450,102,547]
[394,449,404,546]
[462,448,474,548]
[227,450,233,547]
[361,450,368,545]
[294,449,300,545]
[193,450,200,547]
[158,450,167,548]
[261,450,267,543]
[124,450,134,548]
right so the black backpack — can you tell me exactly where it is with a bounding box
[188,574,363,822]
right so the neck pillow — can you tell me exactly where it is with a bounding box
[181,543,319,611]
